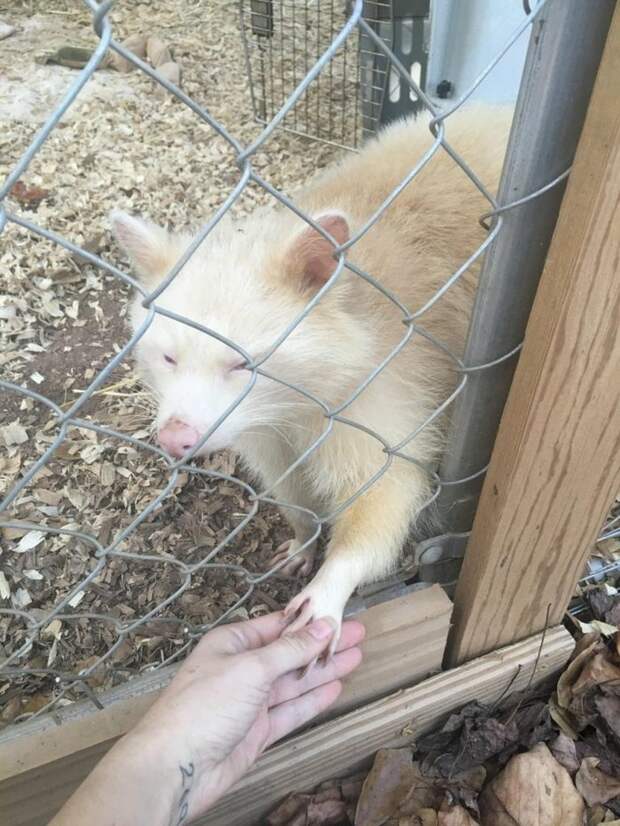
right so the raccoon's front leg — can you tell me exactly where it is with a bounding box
[241,435,322,577]
[284,467,427,655]
[268,470,322,578]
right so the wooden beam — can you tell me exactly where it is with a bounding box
[0,585,451,826]
[446,4,620,667]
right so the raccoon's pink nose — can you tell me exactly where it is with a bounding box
[157,418,200,457]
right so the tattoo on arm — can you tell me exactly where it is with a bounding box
[173,761,195,826]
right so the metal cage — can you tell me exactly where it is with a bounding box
[240,0,431,149]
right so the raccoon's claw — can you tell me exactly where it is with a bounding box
[269,539,315,578]
[283,584,345,666]
[298,656,319,680]
[283,592,315,628]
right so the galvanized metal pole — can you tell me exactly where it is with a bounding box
[434,0,616,540]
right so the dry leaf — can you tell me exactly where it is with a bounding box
[68,590,85,608]
[266,774,364,825]
[35,489,63,506]
[414,812,438,826]
[415,699,552,778]
[10,180,51,206]
[0,696,21,722]
[75,655,106,688]
[47,637,59,667]
[20,692,53,715]
[2,420,28,446]
[573,655,620,698]
[305,798,348,824]
[397,764,446,818]
[576,758,620,806]
[355,749,421,825]
[479,743,585,826]
[557,635,601,710]
[550,732,580,775]
[266,795,307,825]
[549,695,580,739]
[15,530,45,553]
[438,805,480,826]
[587,804,620,825]
[0,571,11,600]
[100,462,115,486]
[590,622,619,638]
[595,694,620,740]
[555,633,620,737]
[42,619,63,640]
[12,587,32,608]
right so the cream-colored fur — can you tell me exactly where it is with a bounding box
[113,105,512,647]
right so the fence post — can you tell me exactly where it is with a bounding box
[445,2,620,667]
[435,0,616,536]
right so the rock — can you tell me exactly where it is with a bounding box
[147,35,172,68]
[109,34,148,73]
[154,61,181,98]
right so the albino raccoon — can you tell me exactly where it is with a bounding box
[112,105,511,653]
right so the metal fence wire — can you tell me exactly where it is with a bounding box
[0,0,611,727]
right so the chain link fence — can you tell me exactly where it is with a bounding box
[0,0,612,728]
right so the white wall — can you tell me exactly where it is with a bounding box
[426,0,534,105]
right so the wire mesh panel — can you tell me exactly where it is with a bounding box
[0,0,611,729]
[241,0,399,148]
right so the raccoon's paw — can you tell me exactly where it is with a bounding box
[269,538,316,578]
[283,578,349,670]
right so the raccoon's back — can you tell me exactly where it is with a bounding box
[300,106,511,354]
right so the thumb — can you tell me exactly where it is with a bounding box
[256,618,337,680]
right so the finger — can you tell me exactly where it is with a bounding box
[266,681,343,747]
[269,646,362,706]
[254,618,338,680]
[193,611,289,657]
[298,619,364,680]
[325,619,365,652]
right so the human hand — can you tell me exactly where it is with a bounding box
[51,611,364,826]
[134,611,364,821]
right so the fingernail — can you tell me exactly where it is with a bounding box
[307,618,336,640]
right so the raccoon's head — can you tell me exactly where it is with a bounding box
[111,208,370,459]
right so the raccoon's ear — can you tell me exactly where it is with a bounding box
[286,212,350,293]
[110,211,176,283]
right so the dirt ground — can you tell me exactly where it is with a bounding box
[0,0,346,722]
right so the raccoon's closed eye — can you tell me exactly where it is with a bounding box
[230,361,247,372]
[163,354,177,366]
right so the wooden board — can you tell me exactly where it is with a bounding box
[0,585,451,826]
[446,3,620,666]
[319,583,452,719]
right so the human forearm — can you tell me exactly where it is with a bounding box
[49,730,181,826]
